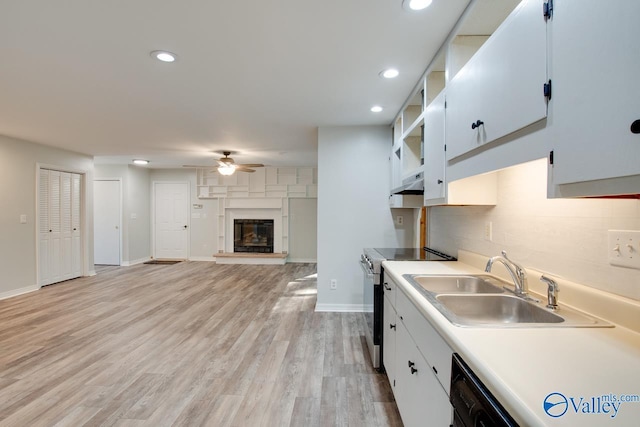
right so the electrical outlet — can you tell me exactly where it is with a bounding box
[608,230,640,269]
[484,222,493,241]
[396,215,403,226]
[330,279,337,290]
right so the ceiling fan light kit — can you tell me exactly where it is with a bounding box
[183,151,265,175]
[217,164,236,175]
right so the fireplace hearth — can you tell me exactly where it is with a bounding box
[234,219,274,253]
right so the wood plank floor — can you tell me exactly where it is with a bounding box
[0,262,402,427]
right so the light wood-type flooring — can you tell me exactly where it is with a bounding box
[0,262,402,426]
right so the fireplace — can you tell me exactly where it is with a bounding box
[234,219,274,253]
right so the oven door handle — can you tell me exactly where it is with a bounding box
[360,259,374,278]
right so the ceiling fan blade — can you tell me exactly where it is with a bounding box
[235,167,256,173]
[183,165,206,168]
[236,163,264,168]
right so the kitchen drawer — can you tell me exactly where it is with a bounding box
[382,274,397,309]
[397,287,453,394]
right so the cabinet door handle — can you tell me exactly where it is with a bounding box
[631,119,640,134]
[471,119,484,130]
[383,283,391,291]
[437,179,443,184]
[432,366,438,375]
[389,323,396,330]
[407,361,418,374]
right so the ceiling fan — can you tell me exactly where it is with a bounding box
[184,151,265,175]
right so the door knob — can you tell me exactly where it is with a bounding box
[631,119,640,134]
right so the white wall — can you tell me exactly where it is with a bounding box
[289,198,317,262]
[0,134,94,299]
[317,126,417,311]
[430,159,640,301]
[94,164,151,265]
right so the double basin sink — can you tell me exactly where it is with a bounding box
[403,274,611,328]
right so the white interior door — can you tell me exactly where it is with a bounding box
[154,182,189,259]
[94,180,121,265]
[39,168,83,286]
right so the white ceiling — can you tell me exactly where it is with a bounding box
[0,0,481,168]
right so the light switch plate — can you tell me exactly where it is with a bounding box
[608,230,640,269]
[19,214,27,224]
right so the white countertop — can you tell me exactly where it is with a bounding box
[383,260,640,427]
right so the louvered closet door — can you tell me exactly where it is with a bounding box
[39,169,51,285]
[49,170,63,284]
[71,174,82,277]
[39,169,83,286]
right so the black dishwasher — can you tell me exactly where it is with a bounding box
[450,353,518,427]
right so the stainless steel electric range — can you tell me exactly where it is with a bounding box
[360,247,456,370]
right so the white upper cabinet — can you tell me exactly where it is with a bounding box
[549,0,640,192]
[423,92,447,203]
[446,0,548,160]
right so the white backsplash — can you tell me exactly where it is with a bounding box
[429,158,640,301]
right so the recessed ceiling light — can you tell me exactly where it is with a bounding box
[371,106,384,113]
[403,0,433,11]
[380,68,399,79]
[150,50,177,63]
[133,159,149,165]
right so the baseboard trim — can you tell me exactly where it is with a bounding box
[287,258,317,263]
[0,285,40,301]
[88,270,97,277]
[122,257,151,267]
[189,256,216,262]
[314,303,366,313]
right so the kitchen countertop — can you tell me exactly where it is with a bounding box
[382,259,640,426]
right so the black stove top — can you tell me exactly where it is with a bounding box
[373,247,456,261]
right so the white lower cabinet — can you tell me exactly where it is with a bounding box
[394,321,451,427]
[383,293,397,387]
[383,277,452,427]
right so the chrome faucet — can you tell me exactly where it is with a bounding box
[540,275,559,310]
[485,251,529,298]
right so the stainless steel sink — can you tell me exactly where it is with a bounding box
[403,274,612,328]
[436,294,564,325]
[404,274,505,294]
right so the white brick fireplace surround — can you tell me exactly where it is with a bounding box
[215,198,288,265]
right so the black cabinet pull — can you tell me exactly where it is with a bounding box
[432,366,438,375]
[631,119,640,134]
[389,323,396,330]
[471,120,484,130]
[407,361,418,375]
[383,283,391,291]
[437,179,443,184]
[183,225,188,229]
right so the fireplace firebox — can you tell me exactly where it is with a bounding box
[234,219,274,253]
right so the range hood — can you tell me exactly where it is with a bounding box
[391,171,424,195]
